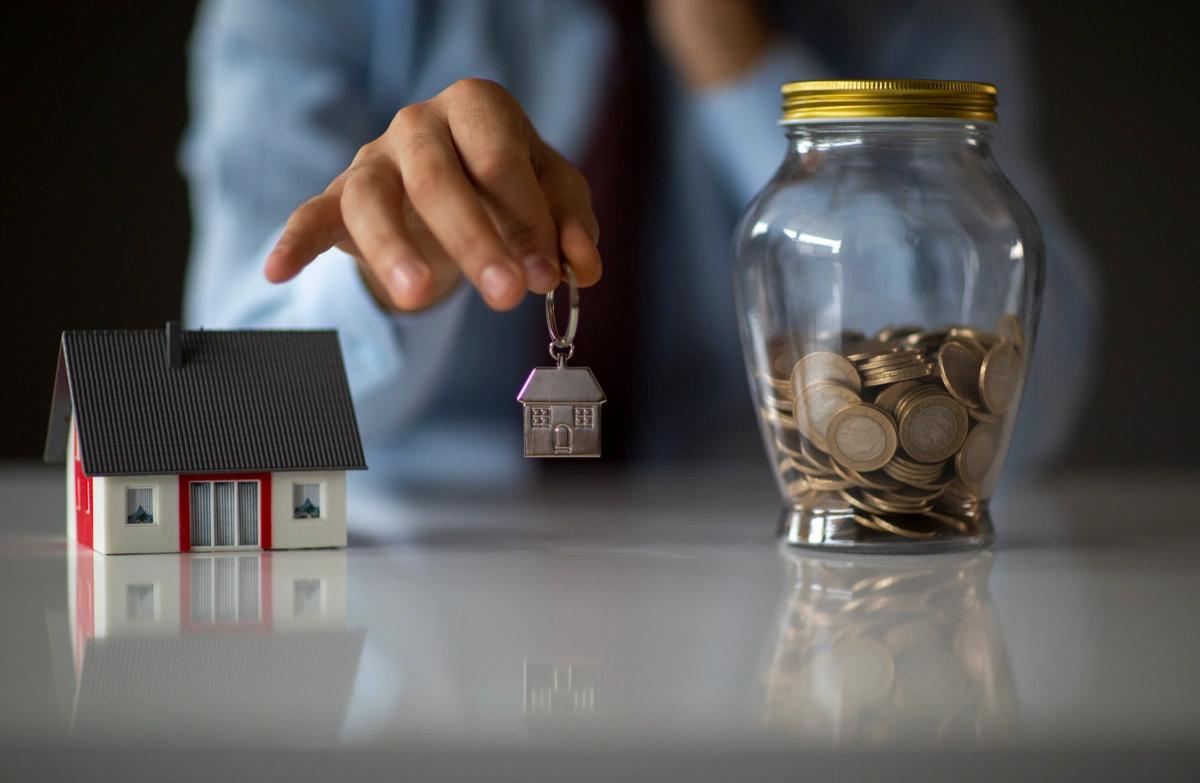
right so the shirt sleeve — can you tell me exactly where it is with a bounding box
[689,42,833,208]
[181,0,470,438]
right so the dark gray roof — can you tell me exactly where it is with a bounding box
[45,326,367,475]
[516,367,606,403]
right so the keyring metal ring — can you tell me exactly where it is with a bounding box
[545,264,578,349]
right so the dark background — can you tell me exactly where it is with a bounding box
[1,3,1195,466]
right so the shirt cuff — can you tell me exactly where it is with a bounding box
[691,41,832,206]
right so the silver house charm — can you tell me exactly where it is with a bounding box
[517,265,606,457]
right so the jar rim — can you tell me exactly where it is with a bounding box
[781,79,998,123]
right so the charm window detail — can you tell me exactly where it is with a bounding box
[530,407,552,429]
[573,406,594,429]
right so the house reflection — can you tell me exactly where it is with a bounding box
[761,549,1018,745]
[66,547,363,744]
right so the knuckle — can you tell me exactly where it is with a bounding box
[500,218,543,251]
[390,103,432,134]
[446,77,503,103]
[469,147,522,185]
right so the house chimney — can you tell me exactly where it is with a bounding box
[166,321,182,369]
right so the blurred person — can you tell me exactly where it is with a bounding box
[182,0,1099,482]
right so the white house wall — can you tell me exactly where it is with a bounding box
[91,552,183,638]
[270,550,349,629]
[95,475,181,555]
[270,471,347,550]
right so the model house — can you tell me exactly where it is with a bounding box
[516,367,606,457]
[45,323,366,554]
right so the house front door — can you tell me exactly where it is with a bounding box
[187,479,261,550]
[553,424,573,455]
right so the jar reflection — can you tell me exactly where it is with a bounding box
[762,549,1017,745]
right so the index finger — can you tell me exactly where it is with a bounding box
[264,181,349,283]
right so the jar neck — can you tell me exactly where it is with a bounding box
[783,120,995,155]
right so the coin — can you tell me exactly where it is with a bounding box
[807,476,855,492]
[875,324,923,343]
[791,351,863,393]
[856,349,923,371]
[873,380,923,415]
[955,422,1000,491]
[867,514,938,540]
[827,403,898,472]
[996,314,1024,352]
[760,373,793,395]
[898,392,969,463]
[830,459,904,491]
[969,407,1001,424]
[861,362,937,387]
[936,341,983,408]
[794,381,861,452]
[979,342,1019,414]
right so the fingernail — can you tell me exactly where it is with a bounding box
[522,256,559,291]
[389,260,427,301]
[480,263,520,304]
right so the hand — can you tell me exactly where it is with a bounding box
[649,0,773,89]
[264,79,601,312]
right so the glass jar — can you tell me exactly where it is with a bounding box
[732,80,1043,552]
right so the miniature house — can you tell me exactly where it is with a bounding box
[516,367,606,457]
[44,323,366,554]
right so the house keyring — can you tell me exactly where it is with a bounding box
[516,265,606,457]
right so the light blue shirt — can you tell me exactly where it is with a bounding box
[182,0,1100,482]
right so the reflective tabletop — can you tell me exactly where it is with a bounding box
[1,463,1197,781]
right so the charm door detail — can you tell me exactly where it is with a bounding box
[517,266,606,457]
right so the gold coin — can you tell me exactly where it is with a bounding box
[830,459,904,491]
[893,384,942,421]
[760,373,793,396]
[955,422,1000,491]
[774,434,806,459]
[827,403,899,472]
[842,340,892,362]
[794,381,861,452]
[936,341,983,408]
[996,314,1024,352]
[791,351,863,393]
[874,380,924,415]
[861,362,936,387]
[979,342,1020,414]
[800,437,837,472]
[969,407,1001,424]
[867,514,938,540]
[840,489,889,516]
[922,509,975,535]
[763,389,795,413]
[807,476,855,491]
[856,349,923,371]
[761,406,800,431]
[879,485,945,504]
[898,391,969,463]
[875,324,923,343]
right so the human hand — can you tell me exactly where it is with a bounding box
[648,0,773,89]
[264,79,601,312]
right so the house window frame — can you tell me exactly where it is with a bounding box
[187,479,262,550]
[529,406,552,429]
[292,481,326,522]
[573,406,594,430]
[125,485,157,526]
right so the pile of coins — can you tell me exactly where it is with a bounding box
[759,316,1025,543]
[762,552,1017,743]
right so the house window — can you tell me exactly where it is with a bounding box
[293,483,322,519]
[126,487,155,524]
[530,406,551,428]
[573,406,594,429]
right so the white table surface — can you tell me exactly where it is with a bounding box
[1,461,1197,782]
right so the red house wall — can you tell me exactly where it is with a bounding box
[73,429,93,548]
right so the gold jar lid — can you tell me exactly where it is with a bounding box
[781,79,997,122]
